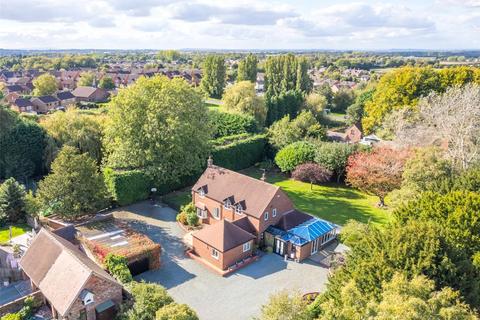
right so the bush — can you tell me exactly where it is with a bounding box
[156,303,199,320]
[176,212,188,225]
[104,168,152,206]
[292,163,332,187]
[0,178,26,223]
[275,141,315,172]
[0,313,21,320]
[104,253,133,284]
[212,134,267,170]
[127,281,174,320]
[208,110,257,138]
[180,203,198,227]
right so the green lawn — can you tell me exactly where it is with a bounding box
[0,224,29,244]
[163,167,391,226]
[242,167,391,226]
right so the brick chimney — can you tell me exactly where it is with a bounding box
[207,155,213,168]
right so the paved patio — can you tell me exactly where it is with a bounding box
[112,202,332,320]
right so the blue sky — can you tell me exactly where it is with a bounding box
[0,0,479,50]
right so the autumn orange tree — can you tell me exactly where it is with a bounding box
[346,147,410,207]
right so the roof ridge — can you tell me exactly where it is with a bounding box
[210,166,280,190]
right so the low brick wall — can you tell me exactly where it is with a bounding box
[0,290,43,316]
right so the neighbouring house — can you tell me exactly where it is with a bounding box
[77,217,161,276]
[11,98,35,113]
[31,95,60,113]
[326,122,363,144]
[190,159,338,272]
[4,92,20,104]
[3,84,31,95]
[56,91,77,106]
[72,86,109,103]
[19,228,123,320]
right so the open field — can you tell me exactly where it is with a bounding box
[163,167,391,226]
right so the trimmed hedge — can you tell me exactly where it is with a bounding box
[208,110,257,138]
[212,134,267,170]
[104,168,152,206]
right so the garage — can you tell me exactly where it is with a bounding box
[128,257,150,276]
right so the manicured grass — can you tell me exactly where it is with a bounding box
[163,190,192,211]
[241,167,391,226]
[0,224,29,244]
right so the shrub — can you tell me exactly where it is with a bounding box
[275,141,315,172]
[212,134,267,170]
[0,313,21,320]
[127,281,174,320]
[156,303,199,320]
[208,110,257,138]
[104,168,152,206]
[292,163,332,188]
[176,212,188,225]
[104,253,133,284]
[180,203,198,227]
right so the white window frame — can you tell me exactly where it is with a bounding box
[264,211,269,221]
[196,207,207,219]
[224,200,231,210]
[272,208,277,217]
[211,248,219,259]
[243,242,251,252]
[235,205,242,215]
[199,189,205,197]
[213,207,220,220]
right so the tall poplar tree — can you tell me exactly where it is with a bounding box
[237,54,258,83]
[200,55,226,99]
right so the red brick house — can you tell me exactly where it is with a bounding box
[31,95,60,113]
[190,160,338,271]
[344,122,363,143]
[20,229,123,320]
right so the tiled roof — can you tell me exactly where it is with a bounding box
[37,95,58,103]
[57,91,75,100]
[193,220,255,252]
[192,166,281,219]
[19,229,119,317]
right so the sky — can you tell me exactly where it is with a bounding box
[0,0,479,50]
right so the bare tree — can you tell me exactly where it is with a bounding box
[395,84,480,170]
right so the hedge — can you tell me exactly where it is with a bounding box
[212,134,267,170]
[104,168,152,206]
[208,110,257,138]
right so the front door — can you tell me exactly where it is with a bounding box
[275,239,285,256]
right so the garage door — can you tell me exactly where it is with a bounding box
[128,257,149,276]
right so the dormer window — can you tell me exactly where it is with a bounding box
[235,205,242,215]
[199,189,205,197]
[224,199,231,209]
[79,289,94,305]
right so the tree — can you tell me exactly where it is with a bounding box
[312,220,480,317]
[291,163,332,190]
[0,178,26,223]
[346,147,410,207]
[208,111,256,139]
[104,76,212,186]
[258,290,312,320]
[266,89,304,125]
[237,54,258,83]
[157,50,182,62]
[362,66,480,133]
[395,84,480,170]
[389,147,452,207]
[332,88,355,112]
[40,108,104,163]
[302,93,327,119]
[222,81,266,127]
[127,281,174,320]
[268,111,325,150]
[275,141,315,173]
[316,272,477,320]
[32,73,57,96]
[316,83,334,109]
[200,55,226,99]
[98,76,115,90]
[346,88,375,125]
[0,108,52,182]
[314,142,357,182]
[296,58,312,93]
[77,71,96,87]
[36,146,107,218]
[156,303,198,320]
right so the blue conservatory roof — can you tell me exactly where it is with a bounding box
[288,218,336,242]
[266,218,337,246]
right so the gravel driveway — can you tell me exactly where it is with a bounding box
[112,202,330,320]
